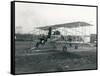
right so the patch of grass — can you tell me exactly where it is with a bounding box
[15,41,97,74]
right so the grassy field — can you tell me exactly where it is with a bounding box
[15,41,97,74]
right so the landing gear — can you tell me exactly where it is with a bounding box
[62,46,67,52]
[75,45,78,49]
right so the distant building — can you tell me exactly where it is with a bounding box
[15,34,32,41]
[15,34,39,41]
[90,34,97,43]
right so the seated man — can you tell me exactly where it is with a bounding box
[36,34,47,48]
[35,27,52,48]
[47,27,52,38]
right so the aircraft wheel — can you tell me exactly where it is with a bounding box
[62,46,67,52]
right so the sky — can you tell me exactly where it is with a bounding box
[15,2,97,35]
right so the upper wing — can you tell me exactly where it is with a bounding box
[36,21,93,30]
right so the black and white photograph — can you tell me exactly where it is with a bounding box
[11,1,97,75]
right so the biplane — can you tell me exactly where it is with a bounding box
[30,22,94,52]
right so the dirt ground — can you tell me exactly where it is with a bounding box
[15,41,97,74]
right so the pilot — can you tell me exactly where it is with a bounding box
[47,27,52,38]
[35,34,46,48]
[36,27,52,48]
